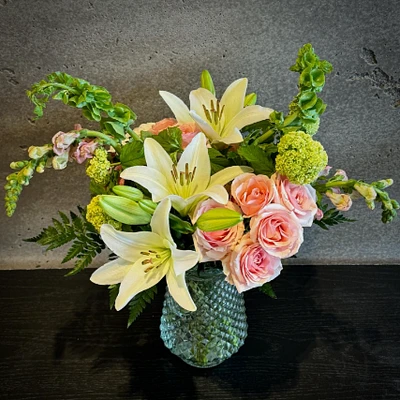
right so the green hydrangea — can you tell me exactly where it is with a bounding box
[86,148,111,185]
[86,195,121,232]
[275,131,328,184]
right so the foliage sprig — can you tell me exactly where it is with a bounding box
[25,207,105,276]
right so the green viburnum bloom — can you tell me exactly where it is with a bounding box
[90,198,199,311]
[275,131,328,185]
[86,195,122,232]
[86,148,111,185]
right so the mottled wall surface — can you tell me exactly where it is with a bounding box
[0,0,399,269]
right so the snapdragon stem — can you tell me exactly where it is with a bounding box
[313,179,357,192]
[79,130,122,153]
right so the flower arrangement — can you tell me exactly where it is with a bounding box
[5,44,398,325]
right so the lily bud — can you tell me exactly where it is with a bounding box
[200,70,216,96]
[28,144,52,160]
[112,185,144,201]
[244,92,257,107]
[196,208,243,232]
[354,182,377,202]
[138,199,157,215]
[99,195,151,225]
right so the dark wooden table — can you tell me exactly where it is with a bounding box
[1,266,399,400]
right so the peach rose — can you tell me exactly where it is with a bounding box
[250,204,303,259]
[192,199,244,262]
[223,234,282,293]
[273,174,318,227]
[231,173,276,217]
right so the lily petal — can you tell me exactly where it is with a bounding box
[166,266,197,311]
[90,258,132,285]
[159,91,193,123]
[143,138,174,183]
[217,127,244,144]
[100,224,164,262]
[222,105,273,137]
[220,78,248,122]
[198,184,229,205]
[150,198,173,244]
[189,88,217,120]
[172,248,199,276]
[116,258,168,311]
[210,166,253,187]
[189,110,220,142]
[120,166,171,202]
[177,132,210,193]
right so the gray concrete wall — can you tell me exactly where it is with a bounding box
[0,0,399,269]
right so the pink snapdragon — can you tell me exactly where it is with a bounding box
[52,131,79,155]
[326,190,352,211]
[192,199,244,262]
[223,234,282,293]
[72,140,99,164]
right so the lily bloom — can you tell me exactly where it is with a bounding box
[120,132,252,216]
[160,78,273,145]
[90,198,200,311]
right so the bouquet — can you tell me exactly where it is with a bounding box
[4,44,398,365]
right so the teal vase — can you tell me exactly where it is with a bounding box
[160,267,248,368]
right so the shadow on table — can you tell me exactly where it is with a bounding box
[53,266,385,399]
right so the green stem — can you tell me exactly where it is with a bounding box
[254,129,275,145]
[79,130,122,153]
[313,179,357,192]
[126,126,140,140]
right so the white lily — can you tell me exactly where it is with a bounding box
[90,198,199,311]
[159,78,273,144]
[120,132,252,216]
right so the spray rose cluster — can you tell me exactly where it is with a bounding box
[193,172,319,292]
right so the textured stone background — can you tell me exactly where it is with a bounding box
[0,0,399,269]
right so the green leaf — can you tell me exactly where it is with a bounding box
[120,141,145,168]
[237,144,275,176]
[259,282,277,299]
[108,284,120,310]
[104,121,126,140]
[127,285,158,328]
[313,203,356,230]
[150,127,183,154]
[208,148,230,174]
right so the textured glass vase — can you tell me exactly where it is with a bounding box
[160,267,248,368]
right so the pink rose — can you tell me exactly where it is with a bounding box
[192,199,244,262]
[250,204,303,259]
[72,140,98,164]
[231,173,276,217]
[52,131,79,155]
[223,234,282,293]
[273,173,318,227]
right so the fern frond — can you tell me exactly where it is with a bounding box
[127,285,158,328]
